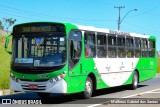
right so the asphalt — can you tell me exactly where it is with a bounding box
[0,74,160,107]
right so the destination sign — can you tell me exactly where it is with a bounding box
[13,23,65,33]
[109,30,130,36]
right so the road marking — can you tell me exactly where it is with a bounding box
[122,88,160,98]
[87,88,160,107]
[146,92,160,94]
[156,75,160,78]
[87,104,102,107]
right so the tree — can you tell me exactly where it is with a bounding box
[3,18,16,34]
[0,20,4,30]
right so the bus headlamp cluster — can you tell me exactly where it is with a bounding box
[49,76,61,84]
[10,73,19,82]
[49,72,66,84]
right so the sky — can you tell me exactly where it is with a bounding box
[0,0,160,50]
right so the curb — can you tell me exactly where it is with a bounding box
[0,90,15,96]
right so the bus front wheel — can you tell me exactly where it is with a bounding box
[130,71,138,90]
[82,77,93,99]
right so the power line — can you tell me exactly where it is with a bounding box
[0,11,40,20]
[128,4,160,18]
[0,4,116,22]
[0,8,55,21]
[1,2,160,37]
[122,22,160,38]
[123,22,160,33]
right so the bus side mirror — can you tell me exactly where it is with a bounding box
[5,34,12,55]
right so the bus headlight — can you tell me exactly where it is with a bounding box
[10,73,15,80]
[12,76,15,80]
[50,78,58,84]
[10,73,19,83]
[50,79,53,83]
[16,78,19,82]
[55,77,59,81]
[50,72,66,84]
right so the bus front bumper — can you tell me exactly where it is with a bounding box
[10,77,67,93]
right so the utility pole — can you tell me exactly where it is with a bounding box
[114,6,125,31]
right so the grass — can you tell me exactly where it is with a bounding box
[0,35,11,89]
[157,58,160,73]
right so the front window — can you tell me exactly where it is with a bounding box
[12,34,66,67]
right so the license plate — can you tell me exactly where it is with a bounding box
[29,84,38,89]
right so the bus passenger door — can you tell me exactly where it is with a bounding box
[68,30,82,92]
[68,30,82,75]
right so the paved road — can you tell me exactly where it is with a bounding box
[0,75,160,107]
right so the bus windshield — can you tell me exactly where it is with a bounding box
[12,34,66,67]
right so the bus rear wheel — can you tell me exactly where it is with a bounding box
[130,71,138,90]
[82,77,93,99]
[37,92,51,99]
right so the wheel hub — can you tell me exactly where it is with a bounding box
[86,80,92,95]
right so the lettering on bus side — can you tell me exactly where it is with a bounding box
[109,30,130,36]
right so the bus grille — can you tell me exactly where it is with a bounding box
[21,84,46,90]
[20,79,49,82]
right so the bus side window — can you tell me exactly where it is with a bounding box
[84,32,96,58]
[97,34,107,58]
[126,37,134,58]
[108,35,116,58]
[117,36,126,58]
[141,39,148,57]
[135,38,141,58]
[148,40,155,57]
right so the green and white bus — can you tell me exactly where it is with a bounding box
[5,22,157,98]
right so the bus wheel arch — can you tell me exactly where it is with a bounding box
[82,73,96,99]
[134,69,139,83]
[130,70,139,90]
[88,73,97,92]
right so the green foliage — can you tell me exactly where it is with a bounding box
[0,36,11,89]
[0,21,4,30]
[157,58,160,73]
[3,18,16,33]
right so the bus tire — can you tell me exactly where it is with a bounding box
[82,77,93,99]
[37,92,50,99]
[130,71,138,90]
